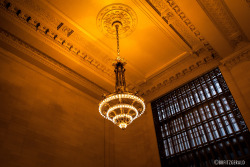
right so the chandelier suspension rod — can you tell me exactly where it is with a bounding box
[115,25,120,57]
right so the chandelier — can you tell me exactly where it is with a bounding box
[97,4,146,129]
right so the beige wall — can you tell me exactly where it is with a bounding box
[219,54,250,129]
[0,49,105,167]
[230,61,250,110]
[113,103,161,167]
[0,47,160,167]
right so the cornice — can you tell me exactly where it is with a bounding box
[0,0,114,78]
[146,0,218,55]
[221,45,250,70]
[141,44,250,100]
[140,52,219,98]
[196,0,248,48]
[0,28,109,99]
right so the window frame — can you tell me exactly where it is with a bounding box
[151,68,250,167]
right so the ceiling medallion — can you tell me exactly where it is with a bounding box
[97,4,145,129]
[96,3,137,39]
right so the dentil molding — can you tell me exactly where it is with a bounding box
[196,0,248,48]
[141,44,250,100]
[140,52,219,98]
[0,28,109,99]
[146,0,218,55]
[221,45,250,70]
[0,0,114,78]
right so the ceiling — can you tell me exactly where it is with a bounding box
[0,0,249,99]
[44,0,189,83]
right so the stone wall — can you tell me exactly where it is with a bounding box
[0,48,105,167]
[220,48,250,129]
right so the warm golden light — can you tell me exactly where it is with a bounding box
[97,4,145,129]
[99,92,145,129]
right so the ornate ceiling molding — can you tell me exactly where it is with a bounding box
[146,0,218,55]
[0,27,109,99]
[196,0,248,47]
[140,52,219,98]
[96,3,138,39]
[141,44,250,101]
[0,0,114,78]
[221,45,250,70]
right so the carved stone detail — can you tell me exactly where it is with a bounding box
[14,0,114,66]
[197,0,248,47]
[96,3,137,39]
[222,49,250,70]
[57,22,74,37]
[0,28,109,96]
[146,0,218,55]
[140,53,218,97]
[10,0,61,27]
[0,0,113,77]
[161,9,174,21]
[151,0,168,13]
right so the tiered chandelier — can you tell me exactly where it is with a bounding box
[97,4,145,129]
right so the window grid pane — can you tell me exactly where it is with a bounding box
[151,68,250,167]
